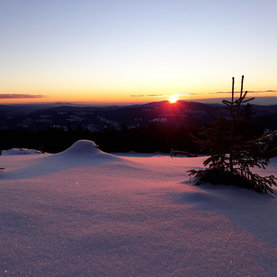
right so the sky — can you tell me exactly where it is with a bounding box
[0,0,277,104]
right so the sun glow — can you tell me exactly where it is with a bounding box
[168,95,179,103]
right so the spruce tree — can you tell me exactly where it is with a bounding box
[189,76,277,194]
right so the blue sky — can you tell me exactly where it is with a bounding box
[0,0,277,104]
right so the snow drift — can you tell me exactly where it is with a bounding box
[53,139,120,162]
[2,148,43,155]
[2,140,122,179]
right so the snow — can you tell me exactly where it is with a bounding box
[0,140,276,276]
[2,148,43,156]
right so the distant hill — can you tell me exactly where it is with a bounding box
[0,101,276,131]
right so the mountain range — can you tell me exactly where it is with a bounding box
[1,100,277,131]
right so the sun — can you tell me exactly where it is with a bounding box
[168,94,179,103]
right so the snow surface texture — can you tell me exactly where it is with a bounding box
[2,148,43,156]
[0,140,277,277]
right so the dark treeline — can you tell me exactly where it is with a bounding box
[0,123,201,154]
[1,100,276,155]
[0,108,269,155]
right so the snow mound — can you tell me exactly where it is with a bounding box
[41,139,122,169]
[54,140,119,162]
[2,148,43,155]
[2,140,122,179]
[57,140,98,156]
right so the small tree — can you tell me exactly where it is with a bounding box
[189,76,277,194]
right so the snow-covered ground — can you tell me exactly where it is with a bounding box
[2,148,43,156]
[1,140,277,277]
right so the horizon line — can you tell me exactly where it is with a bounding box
[1,96,277,106]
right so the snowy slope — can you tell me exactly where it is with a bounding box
[0,140,276,277]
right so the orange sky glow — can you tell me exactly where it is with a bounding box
[1,1,277,105]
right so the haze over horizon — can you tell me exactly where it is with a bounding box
[1,0,277,104]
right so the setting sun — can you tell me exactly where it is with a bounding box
[168,95,179,103]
